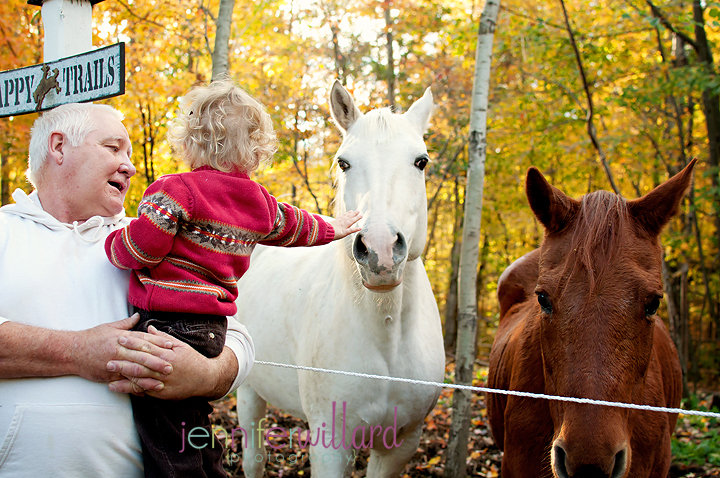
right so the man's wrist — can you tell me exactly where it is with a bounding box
[205,347,238,399]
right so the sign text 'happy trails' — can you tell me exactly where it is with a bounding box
[0,42,125,118]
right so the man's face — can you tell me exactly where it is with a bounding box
[58,110,136,222]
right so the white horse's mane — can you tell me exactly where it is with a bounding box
[355,107,404,136]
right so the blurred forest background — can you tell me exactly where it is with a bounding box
[1,0,719,394]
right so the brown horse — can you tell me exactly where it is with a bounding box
[487,160,696,478]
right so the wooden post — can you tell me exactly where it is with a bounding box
[27,0,105,62]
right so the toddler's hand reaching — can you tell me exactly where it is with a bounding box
[330,210,362,240]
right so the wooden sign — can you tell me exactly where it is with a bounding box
[0,42,124,118]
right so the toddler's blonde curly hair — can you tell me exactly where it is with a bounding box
[169,79,277,173]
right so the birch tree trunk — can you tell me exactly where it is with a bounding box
[211,0,236,81]
[445,1,500,476]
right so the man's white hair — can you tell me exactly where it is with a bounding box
[27,103,124,187]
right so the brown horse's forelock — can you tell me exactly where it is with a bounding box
[561,191,629,293]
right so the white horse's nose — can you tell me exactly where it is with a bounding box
[352,227,407,273]
[352,224,408,292]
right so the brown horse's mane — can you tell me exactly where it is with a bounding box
[563,190,629,292]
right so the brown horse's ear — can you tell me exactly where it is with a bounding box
[526,167,579,234]
[628,158,697,237]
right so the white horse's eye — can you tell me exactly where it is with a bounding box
[414,155,429,171]
[337,158,351,172]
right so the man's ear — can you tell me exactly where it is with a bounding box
[48,131,65,164]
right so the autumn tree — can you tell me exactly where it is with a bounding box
[0,0,42,205]
[1,5,718,467]
[446,1,500,477]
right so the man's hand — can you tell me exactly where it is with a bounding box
[0,314,172,383]
[329,210,362,240]
[108,326,238,400]
[72,313,174,384]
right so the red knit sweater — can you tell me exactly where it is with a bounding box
[105,166,335,316]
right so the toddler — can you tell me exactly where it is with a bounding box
[105,79,361,478]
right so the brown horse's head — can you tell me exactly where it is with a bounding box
[525,160,696,478]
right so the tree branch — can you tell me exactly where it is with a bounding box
[115,0,166,29]
[644,0,699,52]
[559,0,620,194]
[427,141,466,211]
[500,4,565,31]
[0,23,18,59]
[199,0,214,58]
[517,64,586,113]
[504,3,654,40]
[291,153,323,215]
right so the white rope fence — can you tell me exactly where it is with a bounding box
[255,360,720,419]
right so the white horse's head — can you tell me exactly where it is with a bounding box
[330,81,433,292]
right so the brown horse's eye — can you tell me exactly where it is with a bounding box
[645,296,661,316]
[536,292,553,314]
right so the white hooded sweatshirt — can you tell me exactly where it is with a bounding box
[0,189,254,477]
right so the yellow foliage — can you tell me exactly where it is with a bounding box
[0,0,717,371]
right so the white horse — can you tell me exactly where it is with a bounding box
[234,81,445,477]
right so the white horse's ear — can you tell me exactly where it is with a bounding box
[330,80,362,133]
[404,87,433,134]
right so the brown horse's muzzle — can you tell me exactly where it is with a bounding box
[552,435,630,478]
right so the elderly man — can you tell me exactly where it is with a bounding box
[0,103,254,476]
